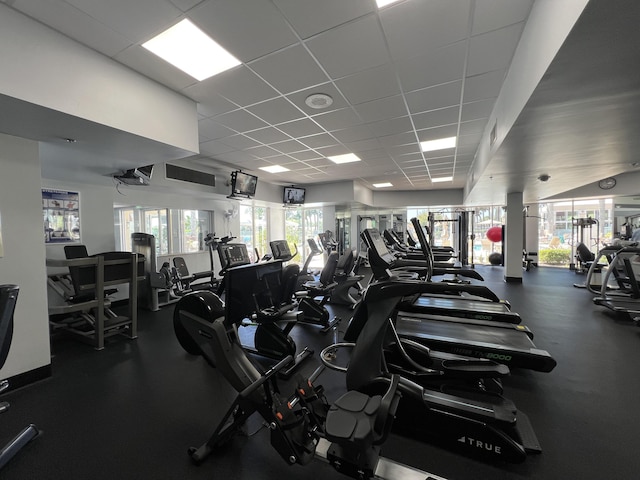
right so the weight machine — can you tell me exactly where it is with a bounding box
[570,217,599,272]
[426,211,475,266]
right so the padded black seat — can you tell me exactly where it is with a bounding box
[330,250,365,306]
[325,392,382,447]
[324,375,401,478]
[172,256,215,292]
[302,251,339,296]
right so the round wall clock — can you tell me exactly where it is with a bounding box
[598,177,616,190]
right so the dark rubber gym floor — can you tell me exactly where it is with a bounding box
[2,265,640,479]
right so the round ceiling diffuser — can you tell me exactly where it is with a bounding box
[305,93,333,109]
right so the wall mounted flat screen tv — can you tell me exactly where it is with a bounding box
[231,171,258,197]
[283,186,306,205]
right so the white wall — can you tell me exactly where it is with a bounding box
[43,180,117,262]
[0,4,198,152]
[0,133,51,379]
[373,189,463,208]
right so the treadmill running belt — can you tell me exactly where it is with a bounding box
[408,296,520,324]
[396,315,556,372]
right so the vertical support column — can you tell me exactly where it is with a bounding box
[505,192,524,283]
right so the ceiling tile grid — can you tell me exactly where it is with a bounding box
[6,0,537,190]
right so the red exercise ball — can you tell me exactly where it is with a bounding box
[486,226,503,243]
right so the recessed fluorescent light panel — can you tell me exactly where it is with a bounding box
[377,0,402,7]
[420,136,457,153]
[259,165,290,174]
[373,182,393,188]
[328,153,361,164]
[431,176,453,183]
[142,19,240,81]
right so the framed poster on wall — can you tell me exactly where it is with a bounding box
[42,189,81,244]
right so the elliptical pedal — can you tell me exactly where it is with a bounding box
[515,411,542,454]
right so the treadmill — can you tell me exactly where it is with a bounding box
[345,279,556,373]
[394,311,556,372]
[593,246,640,316]
[363,228,520,324]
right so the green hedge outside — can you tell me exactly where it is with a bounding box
[539,248,571,265]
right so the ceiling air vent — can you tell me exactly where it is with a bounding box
[166,164,215,187]
[490,122,497,147]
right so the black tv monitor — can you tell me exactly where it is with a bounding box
[231,171,258,197]
[283,186,305,205]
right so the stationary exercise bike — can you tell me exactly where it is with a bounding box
[174,251,312,377]
[173,264,448,480]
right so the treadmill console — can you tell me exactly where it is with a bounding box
[218,243,251,271]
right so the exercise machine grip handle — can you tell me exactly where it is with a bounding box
[238,355,293,399]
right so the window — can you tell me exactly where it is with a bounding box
[284,208,302,262]
[240,206,269,261]
[114,206,214,256]
[537,198,612,266]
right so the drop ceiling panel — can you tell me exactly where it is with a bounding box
[215,109,268,132]
[367,116,413,137]
[467,23,525,77]
[288,150,323,161]
[305,15,390,78]
[195,66,279,107]
[463,69,506,102]
[461,99,495,122]
[244,127,290,144]
[472,0,533,36]
[313,109,363,132]
[405,81,463,114]
[297,133,338,149]
[276,118,325,138]
[412,106,460,131]
[14,0,131,57]
[335,63,401,105]
[167,0,201,11]
[344,138,382,153]
[64,0,181,44]
[198,118,235,140]
[246,97,304,125]
[314,144,351,158]
[354,95,408,123]
[397,43,466,92]
[196,95,238,119]
[249,45,330,94]
[458,118,488,136]
[418,124,458,142]
[332,125,377,144]
[377,132,416,148]
[389,144,421,157]
[269,139,307,154]
[257,154,290,164]
[246,145,281,158]
[381,0,471,60]
[219,134,260,150]
[273,0,374,39]
[191,0,298,62]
